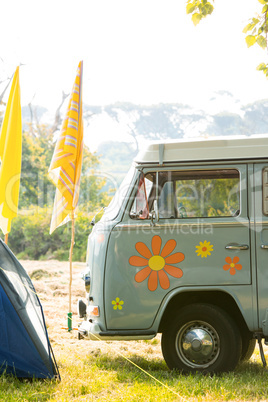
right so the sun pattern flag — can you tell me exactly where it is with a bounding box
[49,61,83,234]
[0,66,22,235]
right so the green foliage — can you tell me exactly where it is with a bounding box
[243,7,268,49]
[98,141,137,177]
[4,208,93,261]
[2,126,111,260]
[186,0,214,26]
[257,61,268,77]
[243,0,268,78]
[177,177,239,218]
[245,34,257,47]
[20,125,55,208]
[20,126,107,211]
[186,0,268,78]
[79,145,110,211]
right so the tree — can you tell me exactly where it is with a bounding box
[20,125,109,213]
[3,125,111,260]
[186,0,268,77]
[104,103,141,153]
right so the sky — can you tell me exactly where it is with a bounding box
[1,0,268,148]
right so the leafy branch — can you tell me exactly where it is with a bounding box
[186,0,214,26]
[186,0,268,78]
[243,0,268,77]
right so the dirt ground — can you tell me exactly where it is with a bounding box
[20,260,163,361]
[21,260,87,350]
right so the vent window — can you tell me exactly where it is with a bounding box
[263,168,268,215]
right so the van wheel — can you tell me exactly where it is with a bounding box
[241,333,256,362]
[161,303,242,373]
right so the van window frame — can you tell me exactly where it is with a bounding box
[262,167,268,216]
[129,165,244,221]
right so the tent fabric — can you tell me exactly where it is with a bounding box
[0,239,59,378]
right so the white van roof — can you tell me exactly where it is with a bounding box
[135,135,268,164]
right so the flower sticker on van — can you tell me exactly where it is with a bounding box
[195,240,213,258]
[223,256,242,275]
[129,235,185,292]
[112,297,124,310]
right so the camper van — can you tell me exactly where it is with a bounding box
[77,135,268,373]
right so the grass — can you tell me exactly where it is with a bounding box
[2,339,268,401]
[10,261,268,401]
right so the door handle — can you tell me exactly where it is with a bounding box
[261,244,268,249]
[225,244,249,250]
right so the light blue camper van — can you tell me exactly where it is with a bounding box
[78,135,268,373]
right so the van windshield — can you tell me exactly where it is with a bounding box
[102,166,136,221]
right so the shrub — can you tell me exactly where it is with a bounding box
[3,208,93,261]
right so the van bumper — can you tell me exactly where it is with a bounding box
[77,320,156,341]
[78,320,103,340]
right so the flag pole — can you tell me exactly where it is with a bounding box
[48,61,83,333]
[68,209,75,331]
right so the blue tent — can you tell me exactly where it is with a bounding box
[0,239,59,379]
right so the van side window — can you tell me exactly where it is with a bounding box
[130,173,153,219]
[263,168,268,215]
[158,169,240,219]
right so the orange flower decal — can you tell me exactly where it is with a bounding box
[129,235,185,292]
[223,256,242,275]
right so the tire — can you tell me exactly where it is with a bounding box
[240,334,256,362]
[161,303,242,374]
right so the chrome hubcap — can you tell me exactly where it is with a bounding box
[176,321,220,368]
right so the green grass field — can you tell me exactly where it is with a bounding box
[5,260,268,402]
[2,337,268,402]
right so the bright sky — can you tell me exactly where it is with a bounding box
[1,0,268,115]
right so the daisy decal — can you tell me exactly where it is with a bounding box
[112,297,124,310]
[195,240,213,258]
[223,256,242,275]
[129,235,185,292]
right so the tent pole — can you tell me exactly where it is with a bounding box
[68,210,75,331]
[4,233,8,245]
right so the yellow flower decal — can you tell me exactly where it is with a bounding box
[112,297,124,310]
[195,240,213,258]
[129,235,184,292]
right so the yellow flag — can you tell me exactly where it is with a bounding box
[0,66,22,235]
[49,61,83,234]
